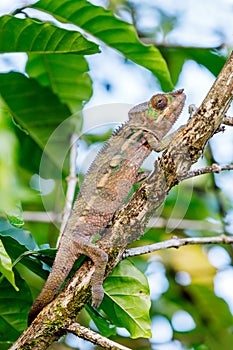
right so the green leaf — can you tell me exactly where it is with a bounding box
[164,184,221,227]
[6,202,24,228]
[0,218,37,251]
[185,48,226,76]
[0,219,49,280]
[188,284,233,330]
[32,0,173,90]
[23,247,56,273]
[86,306,116,337]
[0,72,70,148]
[0,271,32,342]
[187,284,233,349]
[160,47,226,85]
[0,342,13,350]
[102,259,151,339]
[26,53,92,113]
[81,129,113,146]
[192,345,209,350]
[0,235,48,281]
[0,72,75,170]
[0,100,32,213]
[0,15,99,54]
[0,239,19,291]
[159,278,233,349]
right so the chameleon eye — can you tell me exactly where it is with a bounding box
[151,95,168,110]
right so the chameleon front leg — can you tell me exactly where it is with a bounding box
[73,239,108,308]
[146,127,184,153]
[145,133,173,152]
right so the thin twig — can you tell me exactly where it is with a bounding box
[22,211,61,223]
[138,38,225,51]
[147,217,223,232]
[179,163,233,182]
[223,115,233,126]
[66,322,131,350]
[58,133,79,243]
[124,234,233,258]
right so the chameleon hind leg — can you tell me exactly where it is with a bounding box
[72,239,108,308]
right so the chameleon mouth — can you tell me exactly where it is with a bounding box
[156,88,186,124]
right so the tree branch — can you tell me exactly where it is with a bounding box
[124,234,233,258]
[10,52,233,350]
[179,163,233,181]
[65,322,131,350]
[223,115,233,126]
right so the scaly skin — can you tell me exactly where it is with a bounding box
[28,90,185,324]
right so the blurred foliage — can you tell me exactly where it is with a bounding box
[0,0,233,349]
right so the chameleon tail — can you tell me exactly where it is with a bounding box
[28,240,77,325]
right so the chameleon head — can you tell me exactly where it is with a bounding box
[128,89,186,132]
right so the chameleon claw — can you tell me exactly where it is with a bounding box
[91,285,104,308]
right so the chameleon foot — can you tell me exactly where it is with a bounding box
[91,284,105,308]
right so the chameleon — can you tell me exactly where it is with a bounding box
[28,89,185,324]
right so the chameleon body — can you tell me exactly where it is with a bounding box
[28,90,185,324]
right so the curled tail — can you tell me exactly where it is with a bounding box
[28,241,77,325]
